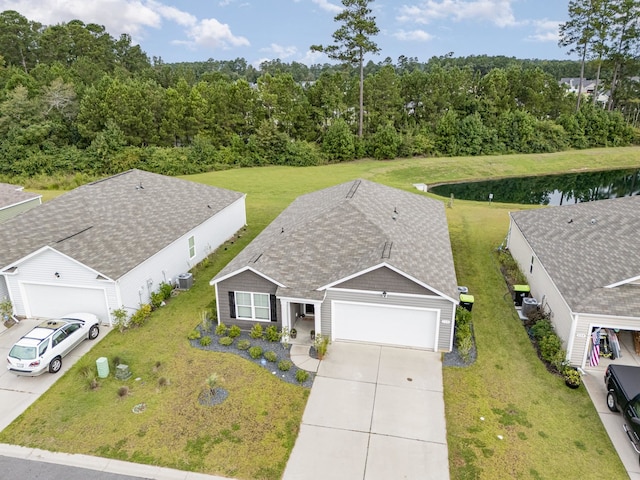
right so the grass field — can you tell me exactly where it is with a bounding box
[6,147,640,478]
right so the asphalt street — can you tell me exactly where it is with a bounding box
[0,455,149,479]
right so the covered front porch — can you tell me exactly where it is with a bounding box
[280,297,322,346]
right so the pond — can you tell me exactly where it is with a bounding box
[428,168,640,205]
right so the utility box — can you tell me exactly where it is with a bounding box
[96,357,109,378]
[177,272,193,290]
[522,297,538,317]
[460,293,475,312]
[513,285,530,307]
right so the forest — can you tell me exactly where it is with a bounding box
[0,6,638,184]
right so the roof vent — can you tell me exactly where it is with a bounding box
[250,253,263,263]
[382,241,393,259]
[591,218,597,224]
[346,180,361,199]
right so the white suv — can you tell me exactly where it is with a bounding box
[7,313,100,376]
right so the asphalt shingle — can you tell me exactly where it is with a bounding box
[0,170,244,279]
[510,195,640,316]
[214,179,459,301]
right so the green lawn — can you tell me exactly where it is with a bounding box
[8,147,640,479]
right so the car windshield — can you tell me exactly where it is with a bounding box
[9,345,37,360]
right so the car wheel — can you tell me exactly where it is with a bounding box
[607,391,618,412]
[88,324,99,340]
[49,357,62,374]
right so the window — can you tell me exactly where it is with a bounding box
[235,292,270,321]
[188,236,196,259]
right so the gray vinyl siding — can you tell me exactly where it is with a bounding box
[217,270,281,330]
[322,288,455,351]
[335,266,436,296]
[0,198,40,223]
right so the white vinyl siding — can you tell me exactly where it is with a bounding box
[236,292,270,321]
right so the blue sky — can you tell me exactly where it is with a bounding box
[0,0,571,65]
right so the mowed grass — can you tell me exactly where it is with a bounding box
[6,147,640,478]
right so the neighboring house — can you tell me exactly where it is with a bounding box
[559,77,609,105]
[0,169,246,325]
[210,179,459,351]
[0,183,42,223]
[507,195,640,368]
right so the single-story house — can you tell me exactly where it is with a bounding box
[0,169,246,324]
[507,195,640,368]
[0,183,42,223]
[210,179,459,351]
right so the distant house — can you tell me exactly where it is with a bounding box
[0,169,246,324]
[210,179,459,351]
[507,196,640,368]
[0,183,41,223]
[559,77,609,105]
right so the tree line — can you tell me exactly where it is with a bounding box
[0,8,638,185]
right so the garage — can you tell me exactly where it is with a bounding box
[22,283,110,321]
[332,301,438,350]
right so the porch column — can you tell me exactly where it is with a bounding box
[314,302,321,337]
[281,299,291,331]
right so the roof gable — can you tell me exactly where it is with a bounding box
[213,179,458,300]
[0,183,41,210]
[0,170,244,279]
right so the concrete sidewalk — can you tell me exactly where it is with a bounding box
[283,342,450,480]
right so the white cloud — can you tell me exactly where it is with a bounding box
[300,49,325,65]
[182,17,250,49]
[312,0,342,14]
[526,19,560,43]
[260,43,298,59]
[398,0,517,28]
[393,29,434,42]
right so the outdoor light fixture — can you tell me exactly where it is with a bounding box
[54,272,60,278]
[382,291,387,298]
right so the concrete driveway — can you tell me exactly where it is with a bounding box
[283,342,449,480]
[0,319,107,431]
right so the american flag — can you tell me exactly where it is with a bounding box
[590,329,601,367]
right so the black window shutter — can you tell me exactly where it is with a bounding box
[270,294,278,322]
[229,292,236,318]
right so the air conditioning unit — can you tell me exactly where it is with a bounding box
[522,297,539,317]
[177,273,193,290]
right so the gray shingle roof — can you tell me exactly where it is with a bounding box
[510,195,640,316]
[0,183,41,209]
[213,179,459,301]
[0,170,244,279]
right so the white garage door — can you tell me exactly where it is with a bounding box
[23,284,110,322]
[332,301,438,349]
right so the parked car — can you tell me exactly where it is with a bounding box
[7,313,100,376]
[605,364,640,463]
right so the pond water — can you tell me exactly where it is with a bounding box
[428,168,640,205]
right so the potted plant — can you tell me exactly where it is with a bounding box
[314,334,329,360]
[310,329,315,340]
[563,368,581,389]
[290,328,297,339]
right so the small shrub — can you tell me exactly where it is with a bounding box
[111,307,129,333]
[265,325,280,342]
[250,323,264,339]
[200,311,212,332]
[539,334,563,364]
[237,339,251,350]
[117,386,130,397]
[150,291,164,309]
[530,319,554,341]
[158,377,169,387]
[89,378,100,390]
[314,334,329,359]
[228,325,242,338]
[264,350,278,362]
[296,369,309,383]
[206,373,220,394]
[159,281,173,300]
[129,304,152,328]
[215,322,229,336]
[248,346,263,359]
[218,336,233,346]
[188,329,201,340]
[278,360,292,371]
[78,365,93,379]
[199,336,212,346]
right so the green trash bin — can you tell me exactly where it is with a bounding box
[460,293,475,312]
[96,357,109,378]
[513,285,530,307]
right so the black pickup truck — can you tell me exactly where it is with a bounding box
[605,364,640,462]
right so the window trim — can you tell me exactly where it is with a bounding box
[188,236,196,259]
[234,291,271,322]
